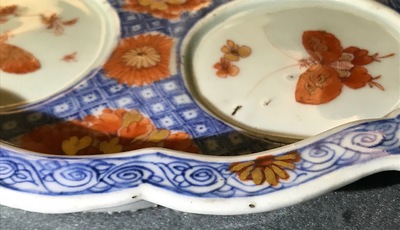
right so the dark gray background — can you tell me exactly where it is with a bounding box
[1,171,399,230]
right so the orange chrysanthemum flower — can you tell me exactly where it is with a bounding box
[103,33,174,86]
[84,112,122,134]
[124,0,211,19]
[229,151,301,186]
[120,117,155,139]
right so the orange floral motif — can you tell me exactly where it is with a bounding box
[213,57,239,78]
[164,132,199,153]
[19,108,199,155]
[0,5,18,23]
[40,13,79,36]
[221,40,252,62]
[124,0,211,20]
[0,32,41,74]
[229,151,301,186]
[61,52,77,62]
[20,123,98,155]
[103,33,174,86]
[295,31,394,105]
[213,40,252,78]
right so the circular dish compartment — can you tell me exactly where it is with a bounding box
[181,0,400,140]
[0,0,120,111]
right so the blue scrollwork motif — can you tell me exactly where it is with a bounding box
[44,163,99,193]
[0,0,399,201]
[0,160,18,180]
[0,157,44,192]
[173,165,226,194]
[299,143,349,172]
[0,114,399,198]
[102,162,156,188]
[363,119,400,150]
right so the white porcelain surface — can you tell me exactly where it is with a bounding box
[182,0,400,139]
[0,0,399,215]
[0,0,120,110]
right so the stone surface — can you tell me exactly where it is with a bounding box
[1,171,399,230]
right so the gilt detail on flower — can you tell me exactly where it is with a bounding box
[124,0,211,20]
[103,33,173,86]
[19,108,199,155]
[229,151,301,186]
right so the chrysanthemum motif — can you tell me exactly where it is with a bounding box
[122,46,161,69]
[124,0,211,20]
[19,109,199,155]
[103,33,173,86]
[229,151,301,186]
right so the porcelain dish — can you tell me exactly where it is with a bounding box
[0,0,399,215]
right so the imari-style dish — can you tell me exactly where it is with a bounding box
[0,0,399,215]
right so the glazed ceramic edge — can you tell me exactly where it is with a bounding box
[179,0,400,142]
[0,109,399,214]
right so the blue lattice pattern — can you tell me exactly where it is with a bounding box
[1,0,399,156]
[0,0,275,155]
[0,0,399,212]
[1,0,399,155]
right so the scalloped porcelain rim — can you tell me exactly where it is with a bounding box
[0,110,399,214]
[0,0,399,215]
[180,0,400,142]
[0,0,121,113]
